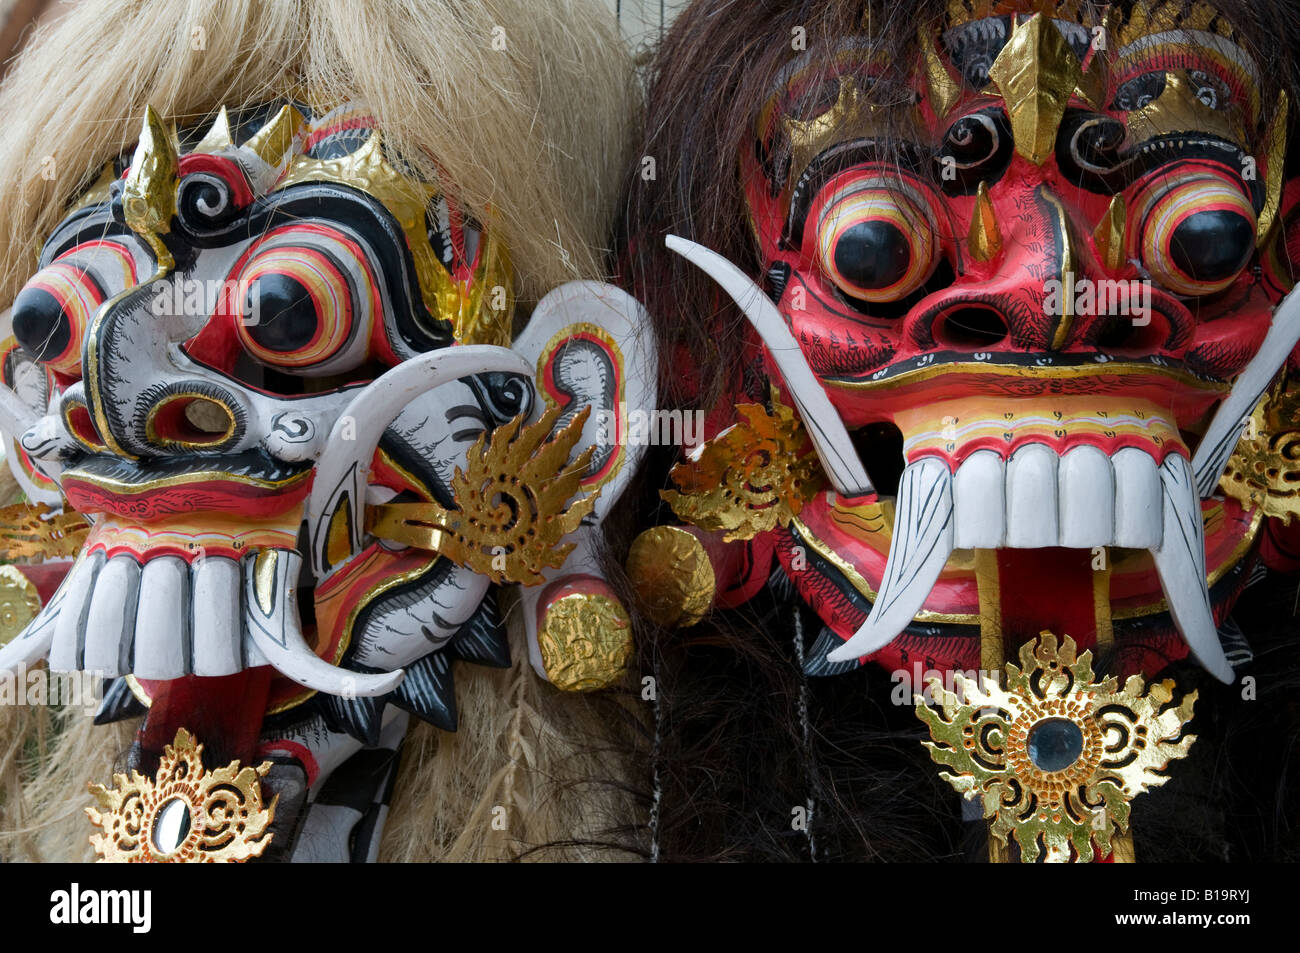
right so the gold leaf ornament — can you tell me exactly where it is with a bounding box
[0,503,89,561]
[662,402,823,542]
[87,728,276,863]
[916,632,1196,863]
[538,591,634,692]
[366,405,598,585]
[1219,382,1300,523]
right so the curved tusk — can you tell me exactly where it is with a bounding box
[242,547,403,697]
[665,235,874,497]
[825,457,954,663]
[1192,284,1300,496]
[306,345,534,578]
[1152,455,1235,683]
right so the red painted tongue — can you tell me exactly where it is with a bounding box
[993,548,1104,659]
[138,667,273,774]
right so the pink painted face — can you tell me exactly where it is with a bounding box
[668,2,1298,683]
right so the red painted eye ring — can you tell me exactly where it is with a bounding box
[812,178,938,304]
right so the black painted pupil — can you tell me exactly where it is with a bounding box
[833,220,911,292]
[245,274,319,352]
[1169,209,1254,284]
[1027,718,1084,772]
[11,286,71,363]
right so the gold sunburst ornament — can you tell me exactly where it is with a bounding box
[915,632,1197,863]
[1219,380,1300,523]
[87,728,276,863]
[662,402,822,542]
[366,405,597,586]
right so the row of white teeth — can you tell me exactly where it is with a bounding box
[665,235,1300,686]
[823,447,1232,682]
[1,547,400,697]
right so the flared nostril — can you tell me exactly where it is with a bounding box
[145,394,236,448]
[64,404,106,451]
[933,306,1010,349]
[1090,312,1167,353]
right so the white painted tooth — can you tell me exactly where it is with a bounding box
[81,555,140,677]
[1004,443,1059,548]
[1151,454,1234,683]
[953,450,1005,549]
[242,548,404,697]
[133,556,191,679]
[1058,445,1115,548]
[826,457,954,663]
[191,556,243,676]
[48,551,103,672]
[1112,447,1162,549]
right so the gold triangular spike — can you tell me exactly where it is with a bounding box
[193,106,234,154]
[241,103,305,167]
[988,13,1083,165]
[922,31,962,119]
[968,181,1002,263]
[1257,91,1289,246]
[1094,194,1127,271]
[123,106,179,240]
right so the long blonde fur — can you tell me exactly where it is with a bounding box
[0,0,645,862]
[0,0,635,303]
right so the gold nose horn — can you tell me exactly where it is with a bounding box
[122,105,180,272]
[987,13,1083,166]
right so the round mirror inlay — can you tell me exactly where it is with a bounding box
[1026,718,1084,772]
[152,797,192,854]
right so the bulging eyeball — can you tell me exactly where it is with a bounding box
[1139,175,1256,297]
[11,241,137,377]
[233,224,376,375]
[813,178,938,304]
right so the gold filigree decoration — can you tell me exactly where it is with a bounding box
[538,592,633,692]
[625,525,716,627]
[662,402,823,543]
[366,405,597,586]
[1220,382,1300,522]
[87,728,276,863]
[988,13,1083,165]
[0,503,90,561]
[0,566,40,647]
[278,130,514,346]
[1117,0,1240,49]
[916,632,1196,863]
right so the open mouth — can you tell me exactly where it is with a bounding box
[668,234,1300,684]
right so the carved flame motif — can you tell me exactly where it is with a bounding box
[366,405,597,586]
[663,401,823,542]
[916,633,1197,863]
[0,503,90,561]
[1219,383,1300,523]
[87,728,275,863]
